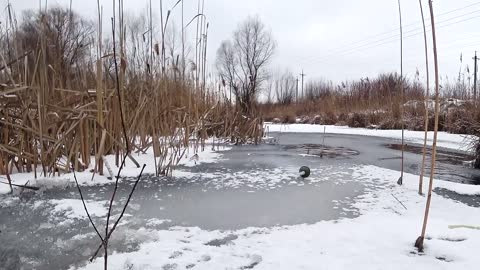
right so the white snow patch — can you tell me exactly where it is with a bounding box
[50,199,107,220]
[266,123,474,152]
[146,218,172,227]
[434,179,480,196]
[0,143,230,194]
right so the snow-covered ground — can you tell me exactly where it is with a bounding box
[266,123,474,152]
[77,165,480,270]
[0,143,230,195]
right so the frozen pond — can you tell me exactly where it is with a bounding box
[274,132,480,184]
[0,132,478,269]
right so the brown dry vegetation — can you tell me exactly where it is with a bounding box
[0,5,262,185]
[260,72,480,135]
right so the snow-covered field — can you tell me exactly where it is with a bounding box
[266,123,474,152]
[77,165,480,270]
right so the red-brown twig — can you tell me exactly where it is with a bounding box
[90,164,146,262]
[72,165,105,242]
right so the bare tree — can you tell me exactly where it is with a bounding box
[274,70,296,105]
[265,76,274,104]
[216,16,275,114]
[305,79,334,100]
[17,7,93,87]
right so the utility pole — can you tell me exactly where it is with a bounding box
[473,51,478,101]
[300,70,306,100]
[296,77,299,103]
[397,0,404,186]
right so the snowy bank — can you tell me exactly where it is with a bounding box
[266,123,474,152]
[0,143,230,195]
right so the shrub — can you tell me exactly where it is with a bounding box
[347,113,368,128]
[405,116,425,131]
[367,111,385,125]
[311,115,322,124]
[445,108,473,134]
[322,111,337,125]
[282,113,297,124]
[379,118,403,130]
[338,113,348,122]
[429,113,446,131]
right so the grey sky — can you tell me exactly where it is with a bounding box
[6,0,480,85]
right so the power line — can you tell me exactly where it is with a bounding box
[295,4,480,65]
[299,9,480,65]
[357,1,480,46]
[395,39,480,62]
[298,12,480,67]
[294,2,480,63]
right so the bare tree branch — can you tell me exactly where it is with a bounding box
[90,164,146,262]
[72,164,105,243]
[216,16,275,114]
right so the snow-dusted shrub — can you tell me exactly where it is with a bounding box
[281,113,297,124]
[347,113,368,128]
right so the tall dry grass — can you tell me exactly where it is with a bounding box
[260,71,477,135]
[0,3,261,187]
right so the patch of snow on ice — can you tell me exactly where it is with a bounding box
[173,165,352,190]
[50,199,107,221]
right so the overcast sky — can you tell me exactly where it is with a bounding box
[6,0,480,85]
